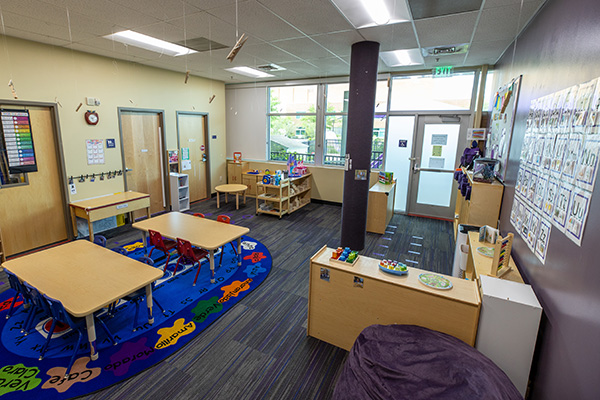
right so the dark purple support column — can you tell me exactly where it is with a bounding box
[340,41,380,250]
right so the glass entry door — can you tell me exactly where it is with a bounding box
[406,115,469,220]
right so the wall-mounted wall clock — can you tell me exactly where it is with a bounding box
[85,110,99,125]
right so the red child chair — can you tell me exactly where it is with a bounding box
[148,229,177,273]
[174,238,209,285]
[193,213,205,218]
[216,215,239,268]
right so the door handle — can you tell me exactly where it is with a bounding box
[202,154,207,162]
[408,157,417,161]
[125,168,133,172]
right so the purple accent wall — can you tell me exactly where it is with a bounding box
[341,41,380,250]
[493,0,600,398]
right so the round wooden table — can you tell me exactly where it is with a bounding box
[215,184,248,209]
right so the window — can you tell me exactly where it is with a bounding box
[322,81,389,168]
[390,72,475,111]
[268,85,317,163]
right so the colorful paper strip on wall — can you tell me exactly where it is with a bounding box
[0,109,38,174]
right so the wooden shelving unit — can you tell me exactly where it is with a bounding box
[169,173,190,212]
[288,173,312,214]
[256,179,290,219]
[454,168,504,237]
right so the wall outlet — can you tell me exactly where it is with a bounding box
[219,176,223,182]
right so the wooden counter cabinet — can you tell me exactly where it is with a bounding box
[308,246,481,350]
[366,181,396,234]
[454,168,504,236]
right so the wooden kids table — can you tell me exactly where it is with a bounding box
[132,212,250,283]
[215,184,248,209]
[1,240,163,360]
[69,191,151,242]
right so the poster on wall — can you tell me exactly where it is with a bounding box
[181,147,191,171]
[0,109,38,173]
[512,76,600,252]
[86,139,105,165]
[487,75,522,182]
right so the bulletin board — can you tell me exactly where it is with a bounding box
[510,77,600,263]
[487,76,522,182]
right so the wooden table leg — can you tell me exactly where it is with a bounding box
[142,232,149,255]
[216,191,220,208]
[85,314,98,360]
[235,193,239,209]
[225,192,228,204]
[145,284,154,324]
[146,206,151,220]
[209,249,216,283]
[70,206,78,238]
[244,190,246,205]
[87,216,94,243]
[237,237,242,266]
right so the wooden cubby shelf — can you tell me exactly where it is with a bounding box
[256,173,312,218]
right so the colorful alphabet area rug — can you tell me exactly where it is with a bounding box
[0,236,271,399]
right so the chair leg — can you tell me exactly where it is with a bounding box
[39,318,57,360]
[132,300,141,332]
[192,261,202,286]
[6,293,22,319]
[65,330,84,378]
[219,246,224,268]
[230,242,238,255]
[173,256,184,276]
[154,297,167,316]
[21,306,38,335]
[95,316,117,345]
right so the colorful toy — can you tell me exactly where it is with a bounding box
[233,152,242,162]
[491,232,514,277]
[378,171,394,184]
[379,259,408,276]
[330,247,359,266]
[262,175,271,184]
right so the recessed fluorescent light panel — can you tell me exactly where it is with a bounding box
[379,49,424,67]
[104,30,197,57]
[225,66,275,78]
[330,0,410,28]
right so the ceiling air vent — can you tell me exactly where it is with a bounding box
[422,43,469,57]
[175,37,227,52]
[257,63,286,72]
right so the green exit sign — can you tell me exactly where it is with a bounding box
[432,66,453,78]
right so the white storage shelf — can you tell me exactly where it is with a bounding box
[170,173,190,212]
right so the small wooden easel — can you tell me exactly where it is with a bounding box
[490,233,514,278]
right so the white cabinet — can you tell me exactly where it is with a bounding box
[170,173,190,212]
[476,275,542,397]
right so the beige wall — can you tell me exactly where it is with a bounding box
[0,35,226,202]
[245,161,378,203]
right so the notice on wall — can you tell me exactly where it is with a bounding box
[432,145,442,157]
[86,139,105,165]
[428,157,445,169]
[181,147,191,171]
[1,109,38,173]
[511,76,600,254]
[431,134,447,146]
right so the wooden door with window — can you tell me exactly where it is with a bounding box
[120,110,166,218]
[177,112,208,202]
[0,105,68,256]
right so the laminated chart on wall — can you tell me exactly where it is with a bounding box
[86,139,105,165]
[511,77,600,261]
[0,109,38,174]
[487,76,522,181]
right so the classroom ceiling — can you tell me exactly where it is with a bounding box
[0,0,546,84]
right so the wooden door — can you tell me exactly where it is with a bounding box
[120,111,166,217]
[0,106,68,256]
[177,113,208,202]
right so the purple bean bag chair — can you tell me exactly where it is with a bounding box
[333,325,522,400]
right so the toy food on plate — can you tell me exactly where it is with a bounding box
[379,259,408,275]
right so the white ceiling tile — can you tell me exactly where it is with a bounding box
[271,38,337,60]
[256,0,354,35]
[242,42,303,63]
[108,0,202,21]
[43,0,160,28]
[359,22,418,51]
[2,28,71,47]
[414,11,479,47]
[485,0,546,9]
[166,12,238,47]
[0,10,99,43]
[206,0,304,42]
[473,5,523,42]
[466,39,513,64]
[309,31,364,58]
[423,54,467,67]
